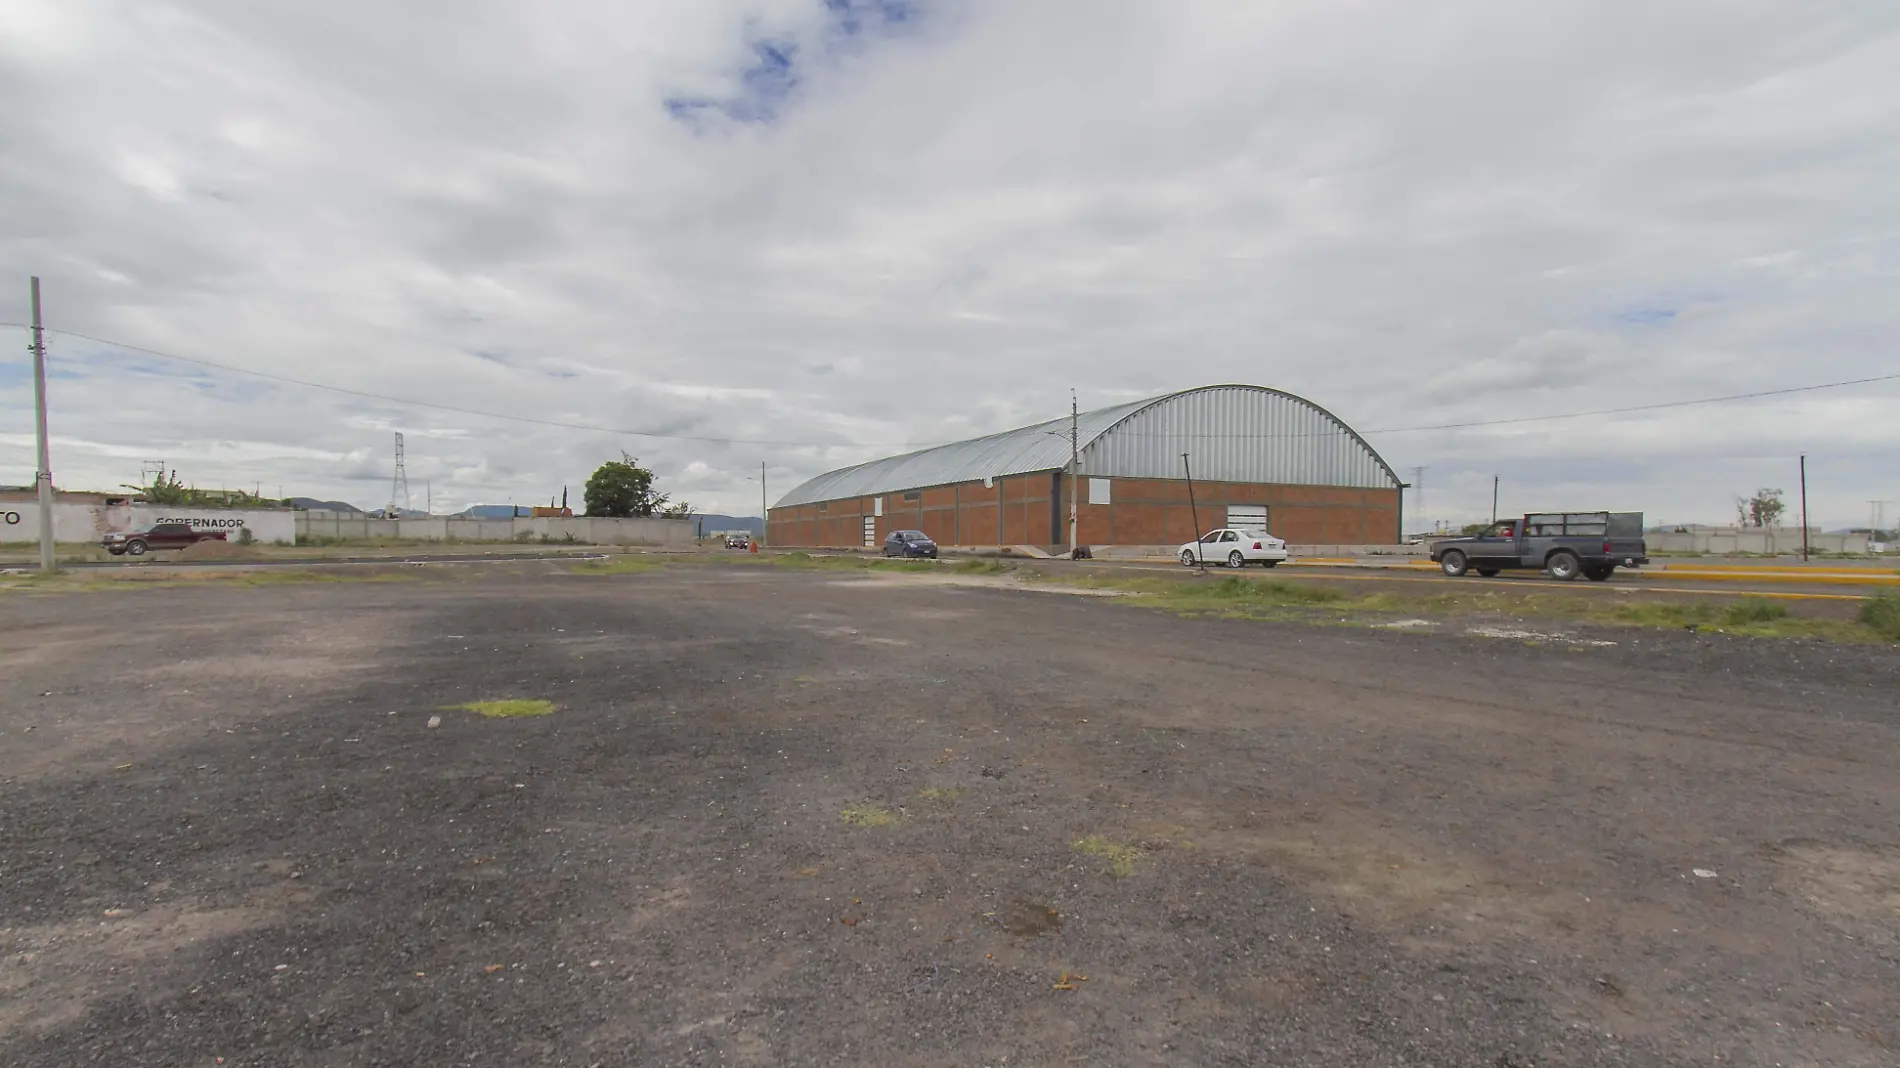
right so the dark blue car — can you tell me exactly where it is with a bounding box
[882,530,938,559]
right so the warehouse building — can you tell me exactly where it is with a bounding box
[767,384,1402,550]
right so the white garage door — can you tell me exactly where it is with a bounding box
[1227,506,1270,531]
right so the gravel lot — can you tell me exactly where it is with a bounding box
[3,562,1897,1066]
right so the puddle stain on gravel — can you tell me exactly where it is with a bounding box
[990,899,1063,937]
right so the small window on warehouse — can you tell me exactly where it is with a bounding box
[817,502,828,512]
[1088,478,1110,505]
[902,491,921,502]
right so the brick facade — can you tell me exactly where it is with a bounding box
[768,473,1399,548]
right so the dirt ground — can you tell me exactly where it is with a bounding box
[2,561,1897,1067]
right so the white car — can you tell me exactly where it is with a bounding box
[1179,529,1289,568]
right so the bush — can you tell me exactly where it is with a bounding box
[235,527,256,546]
[1719,598,1787,625]
[1860,595,1900,640]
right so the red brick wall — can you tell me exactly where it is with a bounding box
[768,474,1399,547]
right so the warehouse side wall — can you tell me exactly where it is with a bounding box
[768,474,1400,549]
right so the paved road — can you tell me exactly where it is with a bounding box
[3,563,1896,1065]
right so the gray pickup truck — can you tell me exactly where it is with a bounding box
[1430,511,1648,581]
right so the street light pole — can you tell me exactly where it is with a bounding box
[29,277,55,573]
[1068,389,1079,557]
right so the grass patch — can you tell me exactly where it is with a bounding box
[1861,595,1900,641]
[1072,834,1143,877]
[840,802,901,827]
[916,787,963,802]
[568,556,658,575]
[954,558,1014,574]
[770,551,937,573]
[452,699,557,718]
[1030,569,1897,645]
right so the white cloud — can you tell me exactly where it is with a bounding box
[2,0,1897,527]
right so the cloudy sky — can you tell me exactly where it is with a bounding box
[2,0,1897,528]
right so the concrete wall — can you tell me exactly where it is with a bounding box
[1,503,296,544]
[294,511,693,545]
[1646,527,1871,554]
[767,473,1402,548]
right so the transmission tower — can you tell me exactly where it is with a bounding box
[387,432,410,516]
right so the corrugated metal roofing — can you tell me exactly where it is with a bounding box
[774,384,1398,508]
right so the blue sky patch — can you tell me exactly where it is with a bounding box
[666,1,921,127]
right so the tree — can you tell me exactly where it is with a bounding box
[658,500,693,519]
[1735,488,1786,528]
[583,453,670,518]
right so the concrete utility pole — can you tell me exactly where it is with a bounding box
[1799,454,1810,561]
[29,277,55,573]
[1411,465,1426,535]
[1068,389,1079,556]
[760,461,768,547]
[1491,474,1500,525]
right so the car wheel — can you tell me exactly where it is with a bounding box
[1181,550,1197,567]
[1585,565,1612,582]
[1260,560,1278,568]
[1547,550,1581,581]
[1439,550,1467,577]
[1476,568,1500,578]
[125,540,148,556]
[1227,551,1246,569]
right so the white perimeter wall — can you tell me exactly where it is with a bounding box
[0,503,297,544]
[295,511,692,545]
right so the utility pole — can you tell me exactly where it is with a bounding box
[1182,452,1205,570]
[29,277,54,573]
[1799,454,1809,561]
[1411,465,1426,536]
[1491,474,1500,525]
[760,461,768,547]
[1068,389,1079,557]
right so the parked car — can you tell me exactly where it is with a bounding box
[1179,529,1288,568]
[882,530,938,559]
[724,535,751,549]
[102,522,227,557]
[1430,511,1647,581]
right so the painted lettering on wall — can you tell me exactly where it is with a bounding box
[155,517,247,528]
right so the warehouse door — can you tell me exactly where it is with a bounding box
[862,515,877,547]
[1227,505,1270,533]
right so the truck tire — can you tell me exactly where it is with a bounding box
[1476,568,1500,578]
[1546,550,1581,581]
[125,540,148,557]
[1585,564,1613,582]
[1439,550,1468,577]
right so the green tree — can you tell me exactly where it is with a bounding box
[584,453,670,518]
[1735,488,1785,528]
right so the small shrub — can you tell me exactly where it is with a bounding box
[1719,598,1788,625]
[236,527,256,546]
[1860,595,1900,640]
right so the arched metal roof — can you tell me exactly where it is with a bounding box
[774,384,1398,508]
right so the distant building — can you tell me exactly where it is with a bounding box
[767,384,1402,549]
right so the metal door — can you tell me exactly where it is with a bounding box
[1226,506,1269,532]
[862,515,876,547]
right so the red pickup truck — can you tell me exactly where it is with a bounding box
[103,522,228,556]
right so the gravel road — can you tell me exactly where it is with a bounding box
[3,563,1896,1066]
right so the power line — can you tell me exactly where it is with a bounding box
[5,324,939,449]
[4,322,1896,446]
